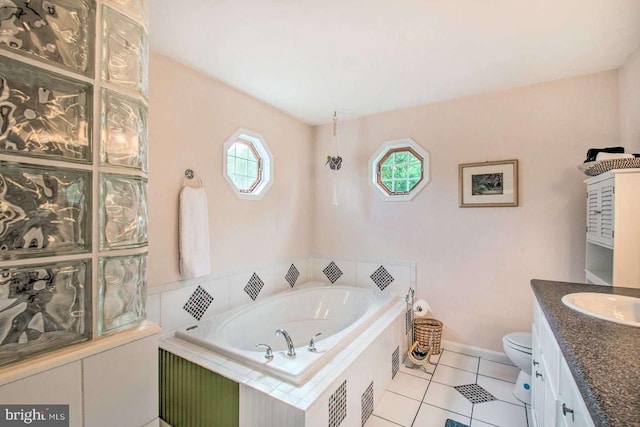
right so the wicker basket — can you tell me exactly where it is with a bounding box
[578,158,640,176]
[413,318,443,355]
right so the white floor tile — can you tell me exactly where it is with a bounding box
[412,403,471,427]
[429,351,443,364]
[478,359,519,383]
[387,372,430,401]
[373,391,421,427]
[432,365,477,387]
[439,350,480,373]
[423,381,473,417]
[470,420,497,427]
[472,400,528,427]
[365,414,403,427]
[477,375,523,407]
[400,360,433,379]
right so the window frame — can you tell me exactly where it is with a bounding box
[369,138,430,201]
[223,129,273,200]
[376,147,425,195]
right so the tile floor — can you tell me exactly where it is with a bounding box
[366,349,531,427]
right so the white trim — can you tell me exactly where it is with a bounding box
[222,128,273,200]
[441,339,512,365]
[368,138,431,201]
[0,321,160,387]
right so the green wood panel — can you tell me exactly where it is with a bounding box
[159,349,239,427]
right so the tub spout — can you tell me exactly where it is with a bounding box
[275,328,296,357]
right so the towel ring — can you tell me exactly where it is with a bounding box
[183,169,203,188]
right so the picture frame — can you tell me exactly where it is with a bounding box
[459,159,518,207]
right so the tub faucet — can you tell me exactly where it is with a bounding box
[275,329,296,357]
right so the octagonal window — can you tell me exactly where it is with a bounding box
[369,138,430,201]
[227,139,261,193]
[378,148,424,195]
[223,129,273,200]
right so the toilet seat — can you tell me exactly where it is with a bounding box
[503,332,532,354]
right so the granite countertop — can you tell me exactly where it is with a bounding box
[531,280,640,427]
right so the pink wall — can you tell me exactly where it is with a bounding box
[620,46,640,153]
[147,52,314,287]
[148,51,625,351]
[313,71,620,351]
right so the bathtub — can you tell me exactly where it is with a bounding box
[175,283,399,385]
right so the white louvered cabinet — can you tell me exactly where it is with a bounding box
[584,169,640,287]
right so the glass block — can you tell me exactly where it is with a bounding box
[98,253,147,335]
[102,6,148,96]
[0,162,91,259]
[101,89,148,171]
[100,173,148,250]
[0,56,92,162]
[0,260,91,367]
[104,0,147,26]
[0,0,94,75]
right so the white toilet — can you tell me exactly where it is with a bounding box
[502,332,532,405]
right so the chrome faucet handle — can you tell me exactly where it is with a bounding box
[255,343,273,360]
[308,332,322,352]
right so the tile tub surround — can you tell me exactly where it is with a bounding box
[531,279,640,427]
[160,296,409,426]
[147,256,416,334]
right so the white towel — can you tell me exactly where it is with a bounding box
[179,185,211,279]
[595,152,634,161]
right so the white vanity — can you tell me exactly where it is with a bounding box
[530,279,640,427]
[531,300,594,427]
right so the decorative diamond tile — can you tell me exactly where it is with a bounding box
[244,273,264,301]
[454,383,497,404]
[323,261,343,284]
[285,264,300,287]
[328,380,347,427]
[182,286,214,321]
[405,309,412,336]
[370,265,394,290]
[392,346,400,378]
[361,381,374,427]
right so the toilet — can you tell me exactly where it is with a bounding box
[502,332,532,405]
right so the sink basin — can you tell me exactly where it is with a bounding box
[561,292,640,327]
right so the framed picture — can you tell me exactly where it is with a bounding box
[459,160,518,207]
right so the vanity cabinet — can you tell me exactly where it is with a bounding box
[531,301,594,427]
[584,170,640,287]
[558,358,593,427]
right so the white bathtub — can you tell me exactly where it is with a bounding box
[175,283,399,385]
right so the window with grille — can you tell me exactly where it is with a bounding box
[369,138,430,201]
[223,129,273,200]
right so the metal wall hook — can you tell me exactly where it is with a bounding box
[183,169,203,188]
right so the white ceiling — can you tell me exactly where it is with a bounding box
[149,0,640,125]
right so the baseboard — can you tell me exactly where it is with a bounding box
[442,340,512,365]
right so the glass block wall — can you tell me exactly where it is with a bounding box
[0,0,149,366]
